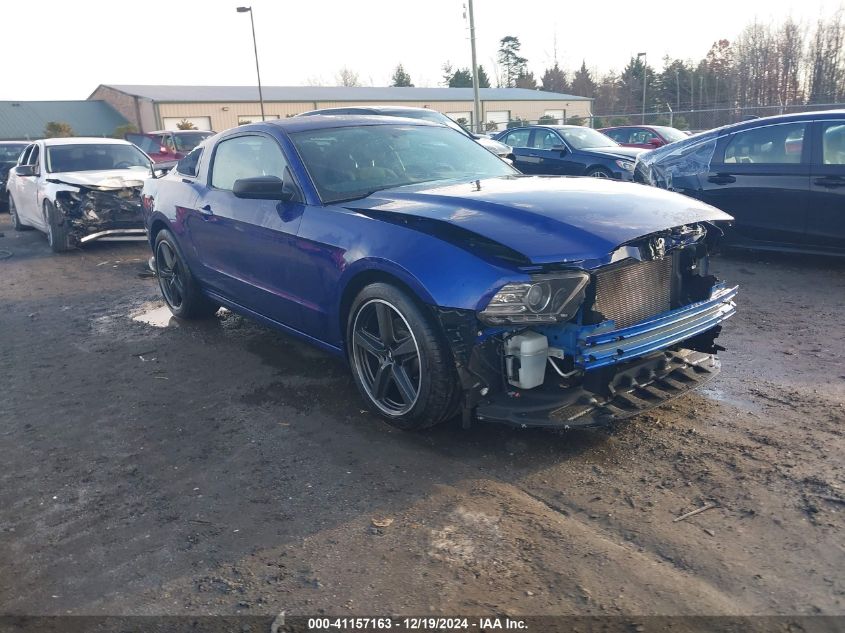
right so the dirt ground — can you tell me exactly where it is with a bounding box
[0,213,843,619]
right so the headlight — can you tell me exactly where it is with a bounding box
[615,159,635,171]
[479,272,590,325]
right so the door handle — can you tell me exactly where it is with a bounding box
[199,204,214,216]
[814,176,845,188]
[707,174,736,185]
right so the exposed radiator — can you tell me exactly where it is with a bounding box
[593,257,674,329]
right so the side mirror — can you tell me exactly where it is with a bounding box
[15,165,36,177]
[648,138,663,147]
[233,175,295,201]
[550,144,568,153]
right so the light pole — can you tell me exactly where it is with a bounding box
[637,52,647,124]
[464,1,483,134]
[237,6,265,122]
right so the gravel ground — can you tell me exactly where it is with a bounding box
[0,213,843,618]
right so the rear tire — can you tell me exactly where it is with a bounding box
[9,196,31,231]
[44,201,71,252]
[347,282,461,430]
[154,228,219,319]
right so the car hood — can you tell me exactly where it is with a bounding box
[348,175,732,266]
[46,169,151,190]
[579,146,645,161]
[476,136,511,155]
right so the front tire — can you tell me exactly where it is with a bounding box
[45,201,71,252]
[586,167,613,179]
[154,229,219,319]
[347,283,461,430]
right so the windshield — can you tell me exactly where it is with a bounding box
[291,124,516,204]
[127,134,163,155]
[0,144,27,162]
[46,144,151,173]
[173,132,213,152]
[558,127,619,150]
[384,110,470,136]
[652,126,688,143]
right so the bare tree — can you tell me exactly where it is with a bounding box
[336,67,361,87]
[807,10,845,103]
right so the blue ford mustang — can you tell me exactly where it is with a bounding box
[142,116,737,430]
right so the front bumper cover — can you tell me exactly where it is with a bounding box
[475,347,719,428]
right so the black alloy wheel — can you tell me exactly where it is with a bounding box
[351,298,422,417]
[153,229,219,319]
[156,240,186,310]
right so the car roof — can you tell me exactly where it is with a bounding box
[244,115,443,133]
[599,125,657,130]
[300,105,436,115]
[148,129,214,134]
[38,137,135,147]
[713,109,845,135]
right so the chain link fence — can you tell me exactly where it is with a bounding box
[468,103,845,136]
[587,102,845,132]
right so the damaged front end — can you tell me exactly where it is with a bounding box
[435,223,737,429]
[51,177,146,246]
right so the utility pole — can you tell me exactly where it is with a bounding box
[637,52,647,124]
[676,70,681,113]
[465,1,483,134]
[237,6,265,121]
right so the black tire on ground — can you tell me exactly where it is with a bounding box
[153,228,219,319]
[586,167,613,179]
[347,282,461,430]
[9,195,32,231]
[44,201,71,253]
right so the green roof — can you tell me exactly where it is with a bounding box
[0,100,128,140]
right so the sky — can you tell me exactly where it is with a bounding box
[1,0,842,100]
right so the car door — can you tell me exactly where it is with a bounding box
[524,129,581,175]
[16,143,43,228]
[699,121,811,246]
[8,144,32,213]
[188,132,307,329]
[807,119,845,250]
[498,129,532,173]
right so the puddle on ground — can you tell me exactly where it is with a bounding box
[700,386,763,414]
[132,305,177,328]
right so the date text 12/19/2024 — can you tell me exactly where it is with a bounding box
[307,617,528,630]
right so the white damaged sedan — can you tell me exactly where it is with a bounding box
[5,137,156,252]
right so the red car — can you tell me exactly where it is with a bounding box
[599,125,688,149]
[126,130,214,169]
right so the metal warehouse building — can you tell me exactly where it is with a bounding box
[89,85,593,133]
[0,100,128,140]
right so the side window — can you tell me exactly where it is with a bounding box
[530,130,562,150]
[821,122,845,165]
[28,145,40,167]
[176,147,203,177]
[503,129,530,148]
[723,123,806,165]
[211,135,288,191]
[19,145,34,165]
[629,128,654,144]
[604,129,627,143]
